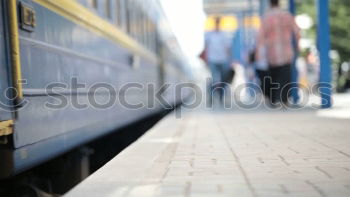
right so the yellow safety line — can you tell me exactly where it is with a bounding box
[32,0,158,63]
[0,120,14,136]
[8,0,24,101]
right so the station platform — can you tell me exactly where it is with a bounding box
[65,95,350,197]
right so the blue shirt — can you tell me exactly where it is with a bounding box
[205,31,230,64]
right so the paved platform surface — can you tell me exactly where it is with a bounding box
[66,105,350,197]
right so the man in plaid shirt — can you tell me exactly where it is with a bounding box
[257,0,300,106]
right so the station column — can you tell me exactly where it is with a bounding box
[317,0,332,108]
[289,0,300,104]
[259,0,267,16]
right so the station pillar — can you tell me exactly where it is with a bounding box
[259,0,267,16]
[289,0,300,104]
[317,0,332,108]
[289,0,295,14]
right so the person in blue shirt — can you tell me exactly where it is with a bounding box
[205,17,231,107]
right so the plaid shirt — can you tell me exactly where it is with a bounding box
[258,8,300,66]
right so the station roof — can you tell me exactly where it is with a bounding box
[203,0,260,15]
[203,0,290,16]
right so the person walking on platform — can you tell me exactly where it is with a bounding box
[204,17,231,107]
[249,46,270,100]
[257,0,300,106]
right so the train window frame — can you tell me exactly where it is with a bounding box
[125,0,130,34]
[87,0,98,10]
[114,0,120,26]
[142,12,148,47]
[139,5,146,47]
[120,0,128,32]
[130,0,137,39]
[149,20,154,52]
[136,6,143,44]
[134,3,140,43]
[115,0,126,32]
[144,16,150,50]
[150,22,156,53]
[105,0,112,20]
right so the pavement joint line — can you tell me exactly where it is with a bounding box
[123,120,189,197]
[305,180,327,197]
[158,122,188,183]
[184,181,191,197]
[288,147,300,154]
[278,154,290,166]
[314,166,333,179]
[288,129,350,159]
[216,119,258,197]
[279,184,289,194]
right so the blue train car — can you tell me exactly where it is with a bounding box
[0,0,193,179]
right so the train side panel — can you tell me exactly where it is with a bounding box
[0,0,192,178]
[0,0,163,177]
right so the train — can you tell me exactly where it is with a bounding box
[0,0,194,182]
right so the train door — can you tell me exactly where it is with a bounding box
[0,1,15,138]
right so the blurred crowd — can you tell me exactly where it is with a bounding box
[201,0,321,108]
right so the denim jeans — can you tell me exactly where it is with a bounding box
[208,62,228,105]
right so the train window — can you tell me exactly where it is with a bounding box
[134,5,141,43]
[105,0,112,19]
[118,0,127,32]
[131,2,137,40]
[114,0,120,26]
[121,0,156,53]
[117,0,124,29]
[140,9,147,47]
[125,0,130,34]
[137,9,143,44]
[149,22,155,52]
[87,0,98,9]
[152,23,158,53]
[146,18,151,49]
[147,20,153,50]
[143,15,148,48]
[144,17,149,49]
[126,0,134,36]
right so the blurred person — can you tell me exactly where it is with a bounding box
[257,0,300,106]
[249,45,270,99]
[232,19,260,101]
[306,50,320,87]
[296,56,308,90]
[204,17,231,107]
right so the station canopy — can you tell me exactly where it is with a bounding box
[203,0,260,15]
[203,0,289,15]
[203,0,290,32]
